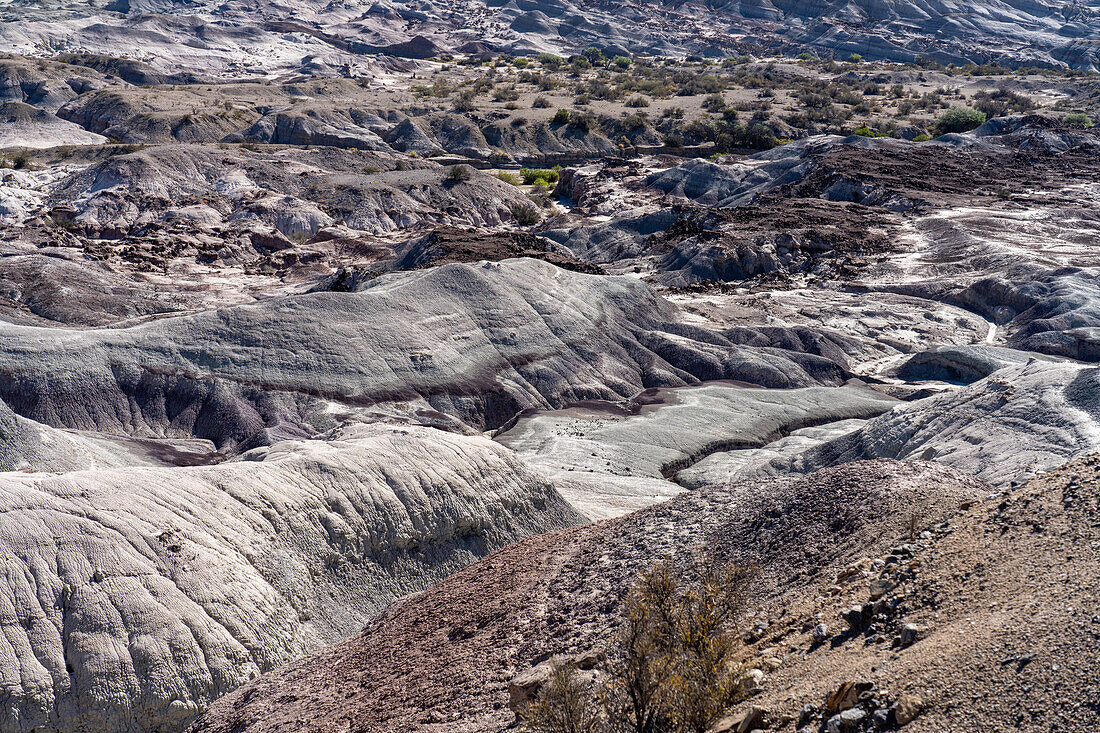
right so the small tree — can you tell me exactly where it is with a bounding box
[583,47,606,67]
[613,56,633,70]
[933,106,986,135]
[600,555,753,733]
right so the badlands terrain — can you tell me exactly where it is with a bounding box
[0,1,1099,732]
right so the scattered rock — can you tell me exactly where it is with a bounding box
[869,577,894,600]
[827,707,867,732]
[840,606,866,630]
[826,680,874,714]
[738,669,766,696]
[708,705,767,733]
[892,694,923,725]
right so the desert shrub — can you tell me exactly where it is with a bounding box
[933,106,986,135]
[521,167,560,185]
[625,95,650,108]
[714,121,777,151]
[510,202,542,225]
[674,72,724,96]
[911,133,932,142]
[493,85,520,102]
[662,106,685,119]
[681,118,718,143]
[522,555,753,733]
[620,113,648,131]
[972,87,1035,117]
[702,94,727,112]
[796,51,816,61]
[852,123,891,138]
[832,88,863,106]
[445,164,472,183]
[538,53,564,69]
[847,53,863,63]
[662,133,684,149]
[1064,112,1094,128]
[553,108,571,125]
[533,96,552,108]
[798,91,831,109]
[521,663,601,733]
[568,112,596,132]
[453,90,477,112]
[495,171,522,185]
[612,55,632,70]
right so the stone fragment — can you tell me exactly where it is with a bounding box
[893,694,923,725]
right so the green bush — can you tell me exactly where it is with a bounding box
[520,167,560,185]
[552,108,571,125]
[612,55,632,70]
[495,171,521,185]
[1064,112,1094,128]
[796,51,816,61]
[934,106,986,135]
[911,133,932,142]
[568,111,596,132]
[537,53,563,69]
[847,53,863,63]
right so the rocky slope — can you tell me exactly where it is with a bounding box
[187,452,1100,733]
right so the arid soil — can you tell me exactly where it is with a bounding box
[189,454,1100,733]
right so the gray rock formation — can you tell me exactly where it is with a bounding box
[0,258,852,449]
[770,361,1100,487]
[0,101,107,148]
[496,381,897,518]
[0,422,582,733]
